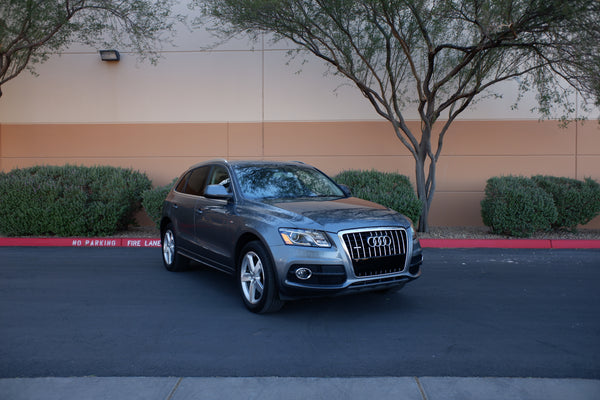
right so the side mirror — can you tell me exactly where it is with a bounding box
[204,184,233,200]
[338,184,352,197]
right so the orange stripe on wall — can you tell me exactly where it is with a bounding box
[1,120,599,228]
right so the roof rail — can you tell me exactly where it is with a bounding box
[187,158,229,170]
[208,158,229,164]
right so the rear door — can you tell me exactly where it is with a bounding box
[171,166,210,251]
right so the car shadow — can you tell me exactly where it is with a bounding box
[282,290,416,314]
[166,260,419,317]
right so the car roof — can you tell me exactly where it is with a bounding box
[188,159,308,170]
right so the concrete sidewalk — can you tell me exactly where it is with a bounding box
[1,377,599,400]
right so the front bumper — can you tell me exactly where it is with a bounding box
[272,236,423,300]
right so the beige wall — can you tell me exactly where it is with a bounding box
[2,120,598,228]
[1,8,598,229]
[0,30,580,124]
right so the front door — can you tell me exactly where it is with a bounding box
[193,165,238,272]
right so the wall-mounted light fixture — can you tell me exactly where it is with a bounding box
[99,50,120,61]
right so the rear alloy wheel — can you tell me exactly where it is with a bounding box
[161,224,189,272]
[238,241,284,313]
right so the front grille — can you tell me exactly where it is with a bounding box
[340,228,408,277]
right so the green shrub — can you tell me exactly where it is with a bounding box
[532,176,600,231]
[142,178,178,228]
[0,165,151,237]
[481,176,558,238]
[334,169,422,224]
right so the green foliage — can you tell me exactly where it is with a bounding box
[481,175,600,236]
[334,170,422,225]
[531,175,600,231]
[201,0,599,120]
[0,165,152,237]
[0,0,178,97]
[481,176,558,238]
[142,178,178,228]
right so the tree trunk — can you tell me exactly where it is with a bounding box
[414,145,438,233]
[415,155,430,233]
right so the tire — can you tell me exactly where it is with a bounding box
[237,241,284,313]
[161,224,189,272]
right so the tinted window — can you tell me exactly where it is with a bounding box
[175,171,191,193]
[233,165,344,200]
[184,166,210,196]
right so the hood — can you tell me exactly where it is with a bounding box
[268,197,411,232]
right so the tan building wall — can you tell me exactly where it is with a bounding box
[1,119,598,228]
[0,7,598,229]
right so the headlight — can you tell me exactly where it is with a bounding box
[279,228,331,248]
[408,219,418,240]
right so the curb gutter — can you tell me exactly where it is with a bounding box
[0,237,599,249]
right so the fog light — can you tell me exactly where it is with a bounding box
[295,267,312,280]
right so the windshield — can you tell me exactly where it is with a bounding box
[233,165,345,201]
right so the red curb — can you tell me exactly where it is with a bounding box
[0,238,161,248]
[550,240,600,249]
[420,239,552,249]
[121,238,162,248]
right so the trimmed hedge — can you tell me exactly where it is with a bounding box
[481,175,600,237]
[531,175,600,231]
[142,178,178,228]
[481,176,557,237]
[0,165,151,237]
[334,169,422,224]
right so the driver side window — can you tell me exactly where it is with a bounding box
[207,166,232,193]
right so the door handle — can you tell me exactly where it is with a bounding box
[195,209,203,215]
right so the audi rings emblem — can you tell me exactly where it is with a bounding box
[367,234,392,247]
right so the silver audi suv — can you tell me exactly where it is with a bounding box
[161,159,422,313]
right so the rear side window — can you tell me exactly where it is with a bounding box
[182,166,210,196]
[175,171,191,193]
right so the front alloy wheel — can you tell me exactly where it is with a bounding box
[240,251,265,305]
[238,241,283,313]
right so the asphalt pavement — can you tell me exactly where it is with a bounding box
[1,245,599,400]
